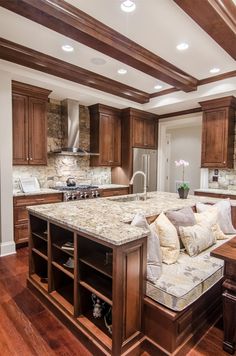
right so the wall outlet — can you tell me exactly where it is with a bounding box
[214,169,219,176]
[212,176,218,182]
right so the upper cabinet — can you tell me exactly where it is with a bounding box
[89,104,121,166]
[12,81,51,165]
[131,110,157,149]
[200,96,236,168]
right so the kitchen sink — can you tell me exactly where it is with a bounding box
[109,195,151,203]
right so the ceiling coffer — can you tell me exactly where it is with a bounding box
[55,99,98,156]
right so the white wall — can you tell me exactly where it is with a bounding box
[0,70,15,256]
[166,125,201,194]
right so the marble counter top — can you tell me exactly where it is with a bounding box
[27,191,231,246]
[97,184,129,189]
[195,188,236,196]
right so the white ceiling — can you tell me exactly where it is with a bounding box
[0,0,235,114]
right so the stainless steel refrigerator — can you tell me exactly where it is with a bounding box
[132,148,157,194]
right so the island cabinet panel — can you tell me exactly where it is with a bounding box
[101,187,129,197]
[12,81,51,166]
[27,213,147,356]
[200,96,236,168]
[89,104,121,167]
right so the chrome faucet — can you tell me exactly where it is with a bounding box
[129,171,147,200]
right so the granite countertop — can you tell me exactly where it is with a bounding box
[13,188,62,197]
[195,188,236,196]
[27,191,231,246]
[13,184,129,197]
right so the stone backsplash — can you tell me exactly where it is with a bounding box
[208,169,236,190]
[13,99,111,189]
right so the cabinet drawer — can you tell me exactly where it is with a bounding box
[13,193,63,207]
[14,224,29,244]
[102,188,129,197]
[14,206,28,224]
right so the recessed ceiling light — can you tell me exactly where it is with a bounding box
[210,67,220,74]
[117,68,127,75]
[62,44,74,52]
[154,84,163,90]
[176,42,189,51]
[91,57,106,65]
[120,0,136,13]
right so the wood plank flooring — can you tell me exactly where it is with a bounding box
[0,248,232,355]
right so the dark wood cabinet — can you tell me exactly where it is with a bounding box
[200,96,236,168]
[89,104,121,167]
[132,115,157,148]
[12,81,51,165]
[101,186,129,197]
[13,193,62,245]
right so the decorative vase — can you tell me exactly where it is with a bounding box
[178,187,189,199]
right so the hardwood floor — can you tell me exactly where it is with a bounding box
[0,248,232,356]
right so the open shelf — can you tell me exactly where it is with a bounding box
[52,261,74,279]
[79,251,112,278]
[32,231,48,242]
[30,251,48,290]
[78,286,112,346]
[50,224,74,253]
[79,263,112,305]
[51,266,74,315]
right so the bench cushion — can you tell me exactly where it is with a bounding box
[146,238,233,311]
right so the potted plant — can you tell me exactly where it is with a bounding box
[175,159,190,199]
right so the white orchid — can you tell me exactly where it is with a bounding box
[175,159,190,190]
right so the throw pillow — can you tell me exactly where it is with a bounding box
[196,199,236,234]
[131,213,162,283]
[179,223,216,256]
[166,207,196,248]
[194,207,228,240]
[152,212,180,264]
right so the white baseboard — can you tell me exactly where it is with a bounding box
[0,241,16,257]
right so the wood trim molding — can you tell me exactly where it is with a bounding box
[150,71,236,99]
[0,37,150,104]
[122,107,158,120]
[0,0,198,92]
[174,0,236,60]
[198,70,236,86]
[159,107,202,119]
[199,96,236,110]
[12,80,52,99]
[150,88,180,98]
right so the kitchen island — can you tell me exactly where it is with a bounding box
[27,192,232,355]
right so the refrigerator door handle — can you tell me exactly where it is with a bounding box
[147,154,150,188]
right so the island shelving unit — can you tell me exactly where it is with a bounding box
[28,212,147,356]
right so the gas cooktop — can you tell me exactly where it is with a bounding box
[54,185,99,191]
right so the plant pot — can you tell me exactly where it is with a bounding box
[178,187,189,199]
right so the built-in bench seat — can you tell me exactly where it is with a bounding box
[146,237,233,312]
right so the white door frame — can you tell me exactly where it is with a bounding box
[157,114,208,191]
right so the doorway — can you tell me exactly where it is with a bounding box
[157,114,203,194]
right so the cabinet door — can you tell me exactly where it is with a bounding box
[132,118,144,147]
[144,119,156,148]
[29,97,47,165]
[12,93,29,165]
[201,110,228,167]
[100,114,121,166]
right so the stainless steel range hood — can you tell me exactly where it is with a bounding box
[54,99,99,156]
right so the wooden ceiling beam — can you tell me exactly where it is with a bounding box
[174,0,236,60]
[0,0,198,92]
[0,37,150,104]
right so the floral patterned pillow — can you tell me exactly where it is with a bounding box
[179,223,216,257]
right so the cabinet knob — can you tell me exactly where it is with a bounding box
[30,157,33,161]
[223,161,226,164]
[26,157,29,161]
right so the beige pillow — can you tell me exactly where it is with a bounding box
[152,212,180,264]
[194,207,228,240]
[131,213,162,283]
[179,223,216,256]
[196,199,236,234]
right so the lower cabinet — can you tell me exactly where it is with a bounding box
[101,187,129,197]
[13,193,63,245]
[28,214,147,355]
